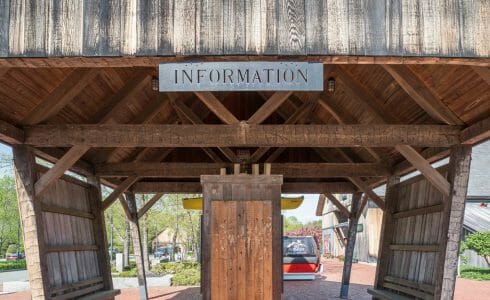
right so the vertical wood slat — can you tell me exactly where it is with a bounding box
[198,0,224,55]
[174,0,196,55]
[13,145,50,299]
[0,0,9,57]
[374,175,400,290]
[305,0,327,54]
[223,0,246,54]
[278,0,305,54]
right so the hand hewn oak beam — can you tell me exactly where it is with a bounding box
[460,116,490,145]
[194,92,239,124]
[395,145,451,197]
[95,162,390,178]
[316,194,326,216]
[132,181,357,194]
[382,65,464,125]
[22,69,100,125]
[137,193,164,219]
[171,99,238,162]
[24,124,460,148]
[101,176,139,210]
[247,91,293,124]
[0,119,24,144]
[325,193,350,218]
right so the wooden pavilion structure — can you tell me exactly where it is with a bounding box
[0,1,489,299]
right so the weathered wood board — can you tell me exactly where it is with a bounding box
[201,175,282,300]
[1,0,488,58]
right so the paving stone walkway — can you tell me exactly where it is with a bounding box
[2,259,489,299]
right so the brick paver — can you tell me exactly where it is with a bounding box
[1,259,488,299]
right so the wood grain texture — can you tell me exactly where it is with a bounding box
[23,124,461,148]
[2,0,487,57]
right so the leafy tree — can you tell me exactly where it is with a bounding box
[283,216,303,233]
[461,231,490,266]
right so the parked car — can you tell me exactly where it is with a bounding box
[6,252,24,261]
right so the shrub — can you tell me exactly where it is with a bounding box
[113,268,137,277]
[461,232,490,266]
[460,267,490,281]
[0,260,26,271]
[171,268,200,286]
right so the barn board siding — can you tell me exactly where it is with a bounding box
[2,0,488,57]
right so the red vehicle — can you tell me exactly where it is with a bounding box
[283,236,322,280]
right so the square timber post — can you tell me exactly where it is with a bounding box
[200,174,283,300]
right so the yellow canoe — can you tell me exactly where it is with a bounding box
[182,196,304,210]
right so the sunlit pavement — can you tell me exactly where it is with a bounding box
[1,259,489,299]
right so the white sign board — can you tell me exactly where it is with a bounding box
[159,62,324,91]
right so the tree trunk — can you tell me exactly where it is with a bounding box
[123,220,130,268]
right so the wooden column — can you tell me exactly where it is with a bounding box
[12,145,49,300]
[434,145,472,299]
[123,192,148,300]
[340,192,362,299]
[374,175,400,290]
[87,174,114,290]
[201,175,283,300]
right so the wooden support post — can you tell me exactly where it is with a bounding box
[374,175,400,290]
[340,192,362,299]
[434,145,472,299]
[12,145,49,300]
[87,174,114,291]
[122,192,148,300]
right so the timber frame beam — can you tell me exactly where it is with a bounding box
[95,162,391,178]
[23,124,461,148]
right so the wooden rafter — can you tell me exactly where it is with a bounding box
[34,69,151,196]
[0,119,24,144]
[382,65,464,125]
[247,91,293,124]
[349,177,385,210]
[95,162,390,178]
[101,176,139,210]
[471,66,490,86]
[0,68,10,78]
[24,124,460,148]
[132,181,358,194]
[460,116,490,146]
[194,91,239,124]
[316,194,326,216]
[395,145,450,197]
[325,193,350,218]
[252,97,317,162]
[171,98,238,162]
[22,69,100,125]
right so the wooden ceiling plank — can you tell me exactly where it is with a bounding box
[0,119,24,144]
[34,70,151,195]
[95,162,391,178]
[24,124,461,148]
[395,145,451,197]
[325,193,351,218]
[101,176,139,211]
[247,91,293,124]
[382,65,464,125]
[92,69,151,124]
[194,91,239,124]
[132,181,358,194]
[137,192,165,219]
[460,116,490,146]
[315,194,326,216]
[22,69,100,125]
[470,66,490,86]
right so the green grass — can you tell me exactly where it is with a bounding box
[0,260,26,271]
[460,267,490,281]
